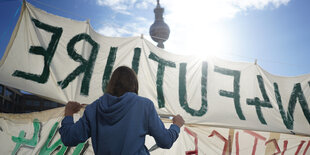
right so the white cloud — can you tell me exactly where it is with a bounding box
[136,17,147,22]
[96,0,153,14]
[97,26,128,37]
[96,0,131,14]
[97,22,150,37]
[232,0,290,10]
[135,1,149,9]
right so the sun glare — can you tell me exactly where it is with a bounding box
[163,0,237,59]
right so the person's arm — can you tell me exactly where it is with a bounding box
[59,102,90,146]
[147,102,185,149]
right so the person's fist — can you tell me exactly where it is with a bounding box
[65,101,82,116]
[173,115,185,128]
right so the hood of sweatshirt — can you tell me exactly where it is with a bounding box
[97,92,136,125]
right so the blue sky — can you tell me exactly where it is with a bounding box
[0,0,309,76]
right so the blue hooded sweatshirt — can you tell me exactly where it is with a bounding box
[59,92,180,155]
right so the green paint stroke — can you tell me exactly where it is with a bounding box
[11,119,41,155]
[148,52,176,108]
[214,66,245,120]
[39,120,89,155]
[246,75,272,125]
[39,122,68,155]
[102,47,118,92]
[58,33,99,96]
[12,18,63,83]
[274,82,310,130]
[179,62,208,116]
[12,120,88,155]
[131,48,141,74]
[72,141,89,155]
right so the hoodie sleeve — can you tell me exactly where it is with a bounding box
[147,101,180,149]
[59,109,91,146]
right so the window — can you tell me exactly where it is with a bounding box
[25,100,33,106]
[44,101,58,108]
[25,100,41,107]
[0,97,3,108]
[32,101,40,107]
[6,101,13,111]
[15,95,20,104]
[4,100,13,112]
[4,89,14,100]
[0,85,3,95]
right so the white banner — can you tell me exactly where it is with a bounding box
[0,1,310,140]
[0,108,309,155]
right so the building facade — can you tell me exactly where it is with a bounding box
[0,84,64,113]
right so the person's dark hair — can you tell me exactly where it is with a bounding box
[105,66,139,97]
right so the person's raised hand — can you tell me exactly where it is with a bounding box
[65,101,83,116]
[173,115,185,128]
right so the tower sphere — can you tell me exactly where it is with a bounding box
[149,0,170,48]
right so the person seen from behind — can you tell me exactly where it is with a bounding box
[59,66,185,154]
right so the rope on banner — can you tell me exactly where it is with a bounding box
[29,0,87,20]
[218,51,302,67]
